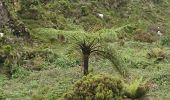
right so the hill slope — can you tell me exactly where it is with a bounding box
[0,0,170,99]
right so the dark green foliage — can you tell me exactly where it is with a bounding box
[2,45,12,55]
[0,45,12,65]
[0,45,13,78]
[18,0,42,19]
[79,15,104,31]
[62,74,124,100]
[14,48,58,70]
[11,65,30,79]
[161,35,170,46]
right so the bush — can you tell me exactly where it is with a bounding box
[62,74,124,100]
[18,0,41,19]
[147,48,167,60]
[12,65,30,79]
[2,45,12,55]
[133,30,156,43]
[79,15,104,31]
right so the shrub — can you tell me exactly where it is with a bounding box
[2,45,12,55]
[147,48,167,60]
[124,77,149,99]
[0,45,13,78]
[133,31,156,43]
[62,74,124,100]
[16,48,58,69]
[79,15,104,31]
[18,0,42,19]
[55,56,77,68]
[12,65,30,79]
[23,56,44,71]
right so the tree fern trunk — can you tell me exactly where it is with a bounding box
[83,54,89,75]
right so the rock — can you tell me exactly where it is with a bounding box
[97,13,104,19]
[0,33,4,37]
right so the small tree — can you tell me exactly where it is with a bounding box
[76,37,100,75]
[73,34,128,76]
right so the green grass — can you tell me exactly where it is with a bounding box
[1,0,170,99]
[1,27,170,99]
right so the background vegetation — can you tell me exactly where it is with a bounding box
[0,0,170,99]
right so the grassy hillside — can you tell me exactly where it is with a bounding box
[7,0,168,31]
[0,0,170,99]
